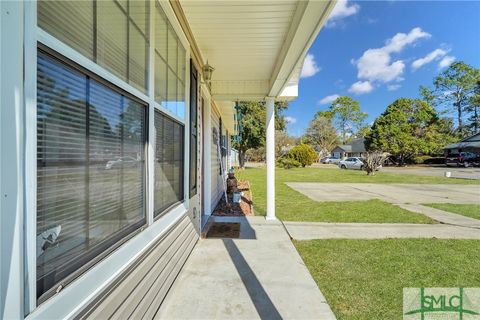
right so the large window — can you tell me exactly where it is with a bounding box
[36,50,146,300]
[154,111,184,217]
[154,2,186,118]
[38,0,150,92]
[189,62,198,197]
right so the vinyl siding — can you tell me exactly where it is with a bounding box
[210,113,223,210]
[79,215,197,319]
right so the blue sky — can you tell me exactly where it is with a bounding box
[285,0,480,137]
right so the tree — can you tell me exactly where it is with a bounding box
[467,80,480,133]
[275,130,297,157]
[329,96,367,143]
[232,101,288,168]
[365,98,456,165]
[353,125,371,139]
[419,85,438,109]
[432,61,480,135]
[303,112,339,158]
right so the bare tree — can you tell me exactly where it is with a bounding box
[364,152,389,176]
[304,115,339,160]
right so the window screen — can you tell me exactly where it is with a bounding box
[38,0,149,92]
[36,50,146,299]
[154,110,184,217]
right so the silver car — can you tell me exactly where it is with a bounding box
[321,156,341,164]
[338,157,364,170]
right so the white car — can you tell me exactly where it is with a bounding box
[105,156,139,170]
[338,157,365,170]
[321,156,341,164]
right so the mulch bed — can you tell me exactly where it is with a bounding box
[212,180,254,216]
[206,222,241,238]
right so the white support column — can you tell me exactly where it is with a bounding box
[203,90,212,220]
[265,97,276,220]
[1,1,25,318]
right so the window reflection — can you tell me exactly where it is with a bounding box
[36,51,146,299]
[154,110,184,216]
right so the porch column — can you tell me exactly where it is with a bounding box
[265,97,276,220]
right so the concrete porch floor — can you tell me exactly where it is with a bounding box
[155,216,335,320]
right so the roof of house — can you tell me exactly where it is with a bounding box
[332,138,366,153]
[444,132,480,149]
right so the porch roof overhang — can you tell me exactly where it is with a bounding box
[174,0,335,132]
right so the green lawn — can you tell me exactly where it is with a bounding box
[424,203,480,220]
[294,239,480,320]
[235,167,473,222]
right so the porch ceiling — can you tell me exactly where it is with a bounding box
[180,0,335,101]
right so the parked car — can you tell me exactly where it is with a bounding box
[321,156,341,164]
[105,156,139,169]
[445,152,478,167]
[338,157,365,170]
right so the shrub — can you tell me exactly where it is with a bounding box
[364,152,389,175]
[287,143,317,167]
[276,157,301,169]
[413,155,433,164]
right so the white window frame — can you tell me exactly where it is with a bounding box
[23,0,191,317]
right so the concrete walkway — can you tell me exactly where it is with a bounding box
[156,216,335,320]
[287,183,480,205]
[397,203,480,228]
[284,221,480,240]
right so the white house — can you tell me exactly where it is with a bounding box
[0,1,334,318]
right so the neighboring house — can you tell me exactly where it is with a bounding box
[0,1,335,319]
[444,132,480,155]
[331,138,367,159]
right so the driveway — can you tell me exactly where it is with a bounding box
[313,163,480,180]
[381,166,480,180]
[286,183,480,205]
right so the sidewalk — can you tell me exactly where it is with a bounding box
[156,216,335,320]
[284,221,480,240]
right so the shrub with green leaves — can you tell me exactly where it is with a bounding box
[287,143,317,167]
[413,155,433,164]
[276,157,301,169]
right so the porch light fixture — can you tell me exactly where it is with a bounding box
[202,60,214,82]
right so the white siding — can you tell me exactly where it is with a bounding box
[210,112,223,210]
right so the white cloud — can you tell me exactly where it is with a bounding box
[438,55,455,69]
[411,48,447,71]
[300,53,321,78]
[326,0,360,28]
[350,27,431,93]
[318,94,340,105]
[285,116,297,124]
[348,81,374,95]
[387,84,401,91]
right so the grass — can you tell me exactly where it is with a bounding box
[424,203,480,220]
[237,166,480,185]
[294,239,480,320]
[235,167,470,222]
[274,198,434,223]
